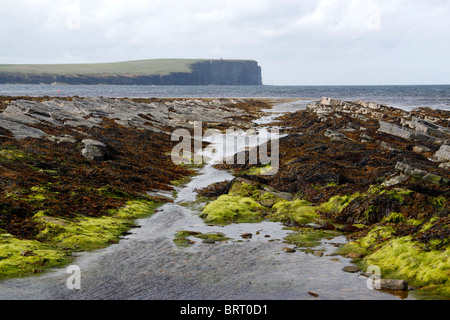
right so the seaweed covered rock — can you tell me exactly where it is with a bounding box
[200,194,267,225]
[0,96,268,279]
[216,97,449,298]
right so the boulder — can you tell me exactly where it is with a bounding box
[410,168,428,179]
[81,139,110,161]
[412,145,431,154]
[423,173,442,185]
[378,121,414,140]
[342,266,360,273]
[439,162,450,170]
[356,100,385,110]
[320,97,342,107]
[360,133,373,142]
[395,162,447,186]
[47,135,77,144]
[347,252,364,259]
[434,145,450,162]
[373,279,409,291]
[395,162,413,174]
[383,174,408,187]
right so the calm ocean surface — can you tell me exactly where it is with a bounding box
[1,84,449,111]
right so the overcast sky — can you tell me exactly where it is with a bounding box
[1,0,449,85]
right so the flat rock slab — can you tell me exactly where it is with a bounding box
[0,97,251,140]
[0,118,46,139]
[434,145,450,162]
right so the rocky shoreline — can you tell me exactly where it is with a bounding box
[201,97,449,298]
[0,96,448,299]
[0,96,267,278]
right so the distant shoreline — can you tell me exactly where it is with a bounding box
[0,59,263,86]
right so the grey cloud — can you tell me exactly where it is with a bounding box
[0,0,449,84]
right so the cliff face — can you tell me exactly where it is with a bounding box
[189,60,262,85]
[0,60,262,85]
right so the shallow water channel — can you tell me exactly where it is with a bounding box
[0,100,413,300]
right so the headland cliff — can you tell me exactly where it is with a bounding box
[0,59,263,85]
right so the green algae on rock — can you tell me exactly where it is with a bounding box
[339,234,450,298]
[269,199,318,225]
[210,97,449,299]
[285,228,339,248]
[0,231,71,279]
[200,195,267,225]
[0,96,268,280]
[244,164,274,176]
[173,230,231,246]
[199,178,347,248]
[34,199,159,250]
[0,199,159,279]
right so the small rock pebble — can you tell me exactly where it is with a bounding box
[342,266,360,273]
[308,291,319,297]
[347,252,364,259]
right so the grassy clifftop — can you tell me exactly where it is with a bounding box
[0,59,204,76]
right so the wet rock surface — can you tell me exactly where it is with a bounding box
[0,96,260,140]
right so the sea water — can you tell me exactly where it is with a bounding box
[1,84,449,111]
